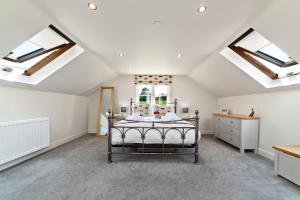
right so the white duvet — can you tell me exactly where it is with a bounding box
[111,120,201,145]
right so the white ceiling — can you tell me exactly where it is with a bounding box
[189,53,266,97]
[0,51,117,95]
[2,0,300,97]
[190,0,300,97]
[0,0,50,58]
[0,0,117,95]
[33,0,269,75]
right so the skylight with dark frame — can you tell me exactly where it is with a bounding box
[228,28,299,80]
[0,24,77,82]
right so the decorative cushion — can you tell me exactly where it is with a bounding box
[154,105,172,116]
[133,104,149,116]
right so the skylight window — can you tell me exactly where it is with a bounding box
[0,24,84,85]
[7,41,44,60]
[221,28,300,88]
[258,43,292,63]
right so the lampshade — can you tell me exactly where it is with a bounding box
[121,106,127,113]
[182,107,189,113]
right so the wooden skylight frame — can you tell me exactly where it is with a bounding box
[2,24,76,76]
[228,28,298,80]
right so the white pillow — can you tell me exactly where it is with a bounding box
[162,112,181,121]
[126,113,143,121]
[165,112,176,117]
[133,112,140,117]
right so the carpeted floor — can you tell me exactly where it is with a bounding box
[0,135,299,200]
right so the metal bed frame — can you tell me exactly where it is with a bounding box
[107,99,199,164]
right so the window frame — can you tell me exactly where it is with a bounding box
[228,28,298,80]
[136,84,152,105]
[1,24,76,76]
[136,84,171,106]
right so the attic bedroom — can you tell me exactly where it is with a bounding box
[0,0,299,199]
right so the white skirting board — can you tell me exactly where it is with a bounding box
[88,129,97,134]
[258,148,275,161]
[0,130,87,172]
[201,131,215,135]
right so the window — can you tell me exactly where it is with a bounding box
[0,24,84,84]
[221,28,300,88]
[6,41,44,60]
[136,85,170,106]
[227,28,299,80]
[137,85,152,105]
[257,43,293,64]
[154,85,169,106]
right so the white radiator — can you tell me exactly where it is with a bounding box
[0,118,50,165]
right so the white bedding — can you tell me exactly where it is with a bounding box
[111,119,201,145]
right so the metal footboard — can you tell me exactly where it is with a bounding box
[107,110,199,164]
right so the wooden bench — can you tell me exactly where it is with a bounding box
[273,145,300,186]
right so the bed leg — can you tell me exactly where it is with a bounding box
[194,110,200,165]
[107,153,112,164]
[107,111,112,164]
[194,153,199,165]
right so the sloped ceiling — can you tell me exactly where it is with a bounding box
[35,52,116,95]
[0,0,117,96]
[0,0,50,58]
[190,0,300,97]
[0,51,117,95]
[2,0,300,97]
[189,53,266,97]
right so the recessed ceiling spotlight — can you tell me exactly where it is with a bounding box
[197,5,207,14]
[119,52,124,57]
[88,2,97,10]
[153,20,163,27]
[177,53,182,58]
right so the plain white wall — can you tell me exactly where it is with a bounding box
[88,75,217,134]
[88,92,99,133]
[0,86,88,170]
[218,89,300,160]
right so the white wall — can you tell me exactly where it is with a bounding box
[88,92,99,134]
[88,75,217,134]
[218,89,300,160]
[0,86,88,170]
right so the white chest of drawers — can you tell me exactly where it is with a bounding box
[214,113,259,153]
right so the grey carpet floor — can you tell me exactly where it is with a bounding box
[0,135,299,200]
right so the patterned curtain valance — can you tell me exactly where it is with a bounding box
[134,75,173,85]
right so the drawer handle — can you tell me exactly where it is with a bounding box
[230,130,233,133]
[230,121,234,124]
